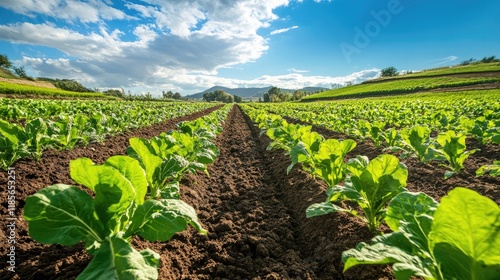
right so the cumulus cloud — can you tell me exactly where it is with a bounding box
[270,25,298,35]
[0,1,288,87]
[0,0,376,95]
[0,0,127,23]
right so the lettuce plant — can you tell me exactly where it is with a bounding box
[342,188,500,280]
[476,160,500,177]
[293,138,356,187]
[0,120,27,168]
[431,130,478,179]
[24,156,206,280]
[399,125,435,162]
[307,154,408,233]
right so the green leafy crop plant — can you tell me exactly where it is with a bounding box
[25,156,207,280]
[307,154,408,233]
[342,188,500,280]
[431,130,479,179]
[476,160,500,177]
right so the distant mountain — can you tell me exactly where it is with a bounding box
[185,86,328,99]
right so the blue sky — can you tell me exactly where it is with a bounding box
[0,0,498,96]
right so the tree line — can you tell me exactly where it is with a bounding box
[203,89,242,103]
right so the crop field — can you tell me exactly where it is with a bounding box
[0,91,499,279]
[302,62,500,101]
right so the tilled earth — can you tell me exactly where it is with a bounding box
[1,104,498,280]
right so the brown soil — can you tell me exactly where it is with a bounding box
[1,104,498,280]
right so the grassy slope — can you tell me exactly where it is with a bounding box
[0,68,114,99]
[0,81,114,99]
[0,68,16,79]
[303,62,500,101]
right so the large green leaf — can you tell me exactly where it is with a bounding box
[127,199,207,241]
[343,232,433,279]
[358,154,408,196]
[70,157,100,191]
[343,188,500,280]
[385,192,437,258]
[24,184,104,248]
[0,119,24,144]
[429,187,500,279]
[128,137,163,186]
[77,236,159,280]
[70,158,136,231]
[104,156,148,205]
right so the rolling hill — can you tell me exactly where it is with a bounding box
[185,86,328,100]
[302,62,500,101]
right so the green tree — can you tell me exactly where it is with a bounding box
[233,95,243,103]
[0,54,12,69]
[263,93,270,102]
[381,66,398,77]
[13,66,34,80]
[173,92,182,99]
[203,89,233,103]
[162,90,174,99]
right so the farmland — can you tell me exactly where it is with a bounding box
[302,62,500,101]
[0,77,499,279]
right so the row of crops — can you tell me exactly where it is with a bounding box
[302,77,500,100]
[240,92,500,279]
[23,103,232,279]
[0,99,216,169]
[251,90,500,178]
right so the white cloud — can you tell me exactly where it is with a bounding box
[432,55,459,66]
[270,25,299,35]
[0,0,374,96]
[0,0,127,23]
[288,68,309,73]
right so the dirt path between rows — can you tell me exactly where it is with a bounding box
[147,105,392,279]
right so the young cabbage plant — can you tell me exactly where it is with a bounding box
[307,154,408,233]
[0,119,30,169]
[399,125,435,163]
[47,115,83,150]
[367,121,386,147]
[476,160,500,177]
[24,118,52,160]
[380,128,400,148]
[431,130,478,179]
[287,129,324,174]
[342,188,500,280]
[25,156,206,280]
[127,137,189,199]
[303,138,356,187]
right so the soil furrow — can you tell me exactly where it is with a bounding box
[152,105,392,279]
[156,105,318,279]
